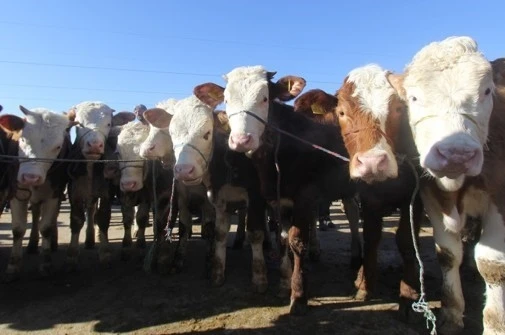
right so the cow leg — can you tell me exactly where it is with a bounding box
[308,216,321,262]
[232,207,246,250]
[475,203,505,335]
[67,196,86,270]
[4,198,29,282]
[342,197,362,270]
[289,197,313,316]
[211,204,230,287]
[354,203,383,301]
[172,201,193,272]
[38,198,60,276]
[247,194,267,293]
[396,199,423,322]
[423,191,465,334]
[27,203,41,254]
[119,200,135,260]
[96,197,113,265]
[85,201,97,249]
[135,202,150,249]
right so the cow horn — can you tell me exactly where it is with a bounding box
[19,105,34,116]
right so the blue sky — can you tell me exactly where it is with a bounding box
[1,0,503,117]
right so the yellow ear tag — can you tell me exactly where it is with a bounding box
[208,91,223,101]
[311,104,325,115]
[288,80,292,92]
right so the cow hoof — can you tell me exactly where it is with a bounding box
[354,289,370,301]
[136,238,146,249]
[2,272,20,283]
[350,256,362,271]
[85,240,95,249]
[289,298,308,316]
[27,243,39,254]
[252,280,268,294]
[436,313,464,335]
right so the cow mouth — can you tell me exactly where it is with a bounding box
[180,176,202,186]
[429,167,468,179]
[83,152,102,160]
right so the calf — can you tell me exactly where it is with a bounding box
[294,63,423,320]
[148,94,269,292]
[0,106,76,281]
[194,66,358,314]
[140,103,215,273]
[387,36,503,334]
[66,101,135,268]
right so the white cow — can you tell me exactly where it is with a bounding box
[388,36,503,334]
[0,106,77,280]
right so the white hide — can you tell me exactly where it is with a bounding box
[139,101,176,163]
[73,101,114,159]
[17,108,70,185]
[402,36,494,189]
[346,64,398,181]
[223,66,271,153]
[169,95,214,185]
[116,121,149,192]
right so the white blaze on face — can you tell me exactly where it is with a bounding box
[116,122,149,192]
[17,109,69,186]
[169,95,214,185]
[73,101,114,159]
[403,36,494,189]
[223,66,270,153]
[139,99,176,162]
[347,64,399,181]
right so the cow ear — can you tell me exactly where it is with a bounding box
[213,110,230,134]
[294,89,337,119]
[194,83,225,108]
[112,111,136,127]
[143,108,172,129]
[0,114,25,132]
[386,73,407,100]
[273,75,306,101]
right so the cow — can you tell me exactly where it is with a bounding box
[146,94,270,292]
[65,101,135,269]
[0,106,77,281]
[293,63,424,321]
[139,101,216,274]
[194,66,358,315]
[387,36,503,334]
[103,120,178,266]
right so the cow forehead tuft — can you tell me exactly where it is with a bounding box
[224,66,268,83]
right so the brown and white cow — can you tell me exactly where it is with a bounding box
[293,63,424,320]
[66,101,135,268]
[388,36,503,334]
[0,106,77,280]
[195,66,358,315]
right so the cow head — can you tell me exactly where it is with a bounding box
[166,95,217,185]
[388,36,494,191]
[139,100,176,167]
[333,64,406,183]
[0,106,78,186]
[115,122,149,192]
[194,66,306,154]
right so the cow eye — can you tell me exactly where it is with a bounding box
[485,88,491,96]
[410,96,417,102]
[263,97,268,102]
[107,123,111,127]
[203,131,211,140]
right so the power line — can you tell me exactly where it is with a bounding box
[0,96,146,107]
[0,83,184,95]
[0,60,342,84]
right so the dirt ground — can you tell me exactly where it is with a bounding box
[0,201,485,335]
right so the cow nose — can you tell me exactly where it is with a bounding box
[230,133,252,146]
[174,164,195,179]
[355,153,389,177]
[436,146,478,164]
[87,140,104,151]
[121,181,137,191]
[21,173,41,185]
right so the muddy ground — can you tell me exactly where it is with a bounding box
[0,202,485,335]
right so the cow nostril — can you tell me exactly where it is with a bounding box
[98,143,104,148]
[149,145,155,151]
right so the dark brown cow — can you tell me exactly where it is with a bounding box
[194,66,357,315]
